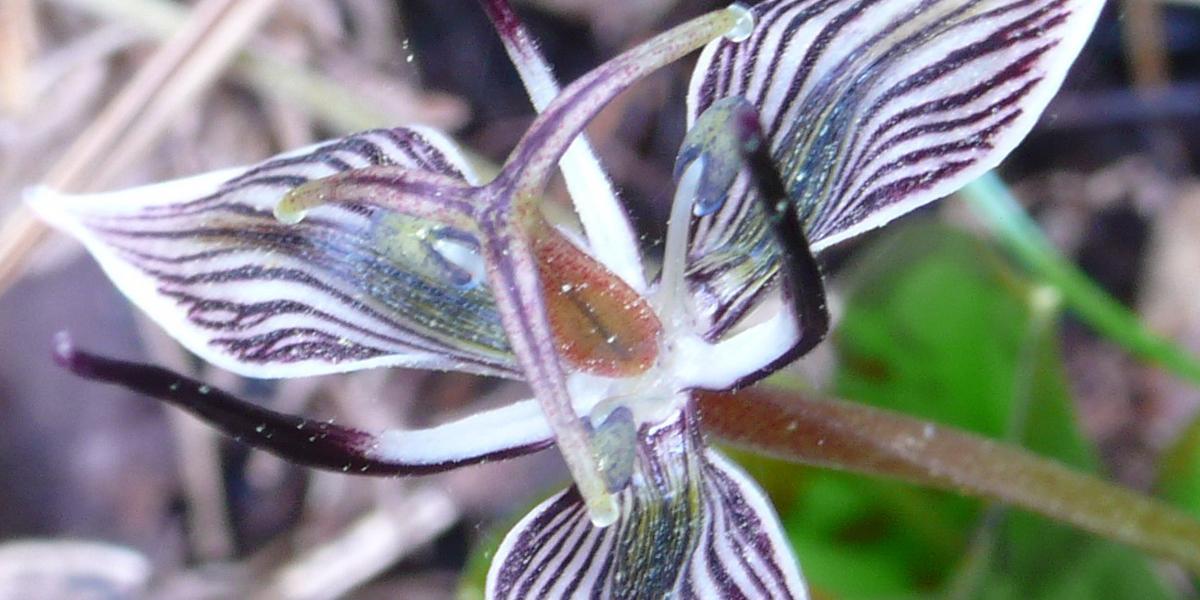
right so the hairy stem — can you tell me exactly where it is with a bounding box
[699,388,1200,574]
[477,0,645,290]
[498,5,749,201]
[476,206,619,526]
[274,166,477,229]
[468,4,750,526]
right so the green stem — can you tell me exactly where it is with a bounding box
[699,388,1200,574]
[960,172,1200,387]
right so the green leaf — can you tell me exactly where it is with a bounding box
[1159,418,1200,524]
[740,220,1176,598]
[457,521,505,600]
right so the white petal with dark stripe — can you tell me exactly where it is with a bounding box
[686,0,1103,335]
[487,407,807,599]
[31,127,520,379]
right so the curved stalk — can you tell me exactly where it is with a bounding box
[699,388,1200,574]
[274,166,478,230]
[471,4,752,527]
[477,0,646,291]
[495,5,750,204]
[475,202,621,526]
[656,158,705,331]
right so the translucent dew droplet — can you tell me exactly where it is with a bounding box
[430,229,487,290]
[589,406,637,493]
[273,196,308,224]
[724,3,755,43]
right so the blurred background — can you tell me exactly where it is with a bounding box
[1,0,1199,598]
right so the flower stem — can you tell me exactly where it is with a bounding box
[476,5,751,527]
[476,209,620,527]
[476,0,645,290]
[272,166,477,229]
[501,5,750,200]
[699,388,1200,574]
[960,173,1200,387]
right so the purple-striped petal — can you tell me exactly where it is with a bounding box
[670,97,829,387]
[53,333,551,475]
[487,406,807,599]
[30,127,520,379]
[686,0,1103,336]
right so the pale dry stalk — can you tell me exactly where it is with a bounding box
[1121,0,1171,89]
[0,0,37,114]
[0,0,281,294]
[258,487,459,600]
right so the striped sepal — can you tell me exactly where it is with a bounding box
[31,128,520,379]
[686,0,1103,336]
[487,407,807,599]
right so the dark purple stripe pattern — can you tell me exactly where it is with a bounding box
[488,405,807,599]
[684,0,1102,338]
[43,127,520,378]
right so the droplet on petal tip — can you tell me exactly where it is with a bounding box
[273,191,310,224]
[723,3,755,42]
[585,491,620,528]
[51,330,75,369]
[676,97,756,217]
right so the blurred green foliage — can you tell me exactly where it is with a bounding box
[461,220,1195,598]
[742,221,1174,599]
[1159,410,1200,593]
[1162,419,1200,523]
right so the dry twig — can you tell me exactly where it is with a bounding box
[0,0,281,294]
[0,0,37,114]
[259,487,459,600]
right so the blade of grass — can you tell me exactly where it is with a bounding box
[47,0,282,191]
[0,0,281,295]
[960,173,1200,387]
[1121,0,1170,89]
[262,486,459,600]
[698,387,1200,574]
[52,0,457,134]
[0,0,36,114]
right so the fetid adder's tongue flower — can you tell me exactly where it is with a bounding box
[27,0,1102,597]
